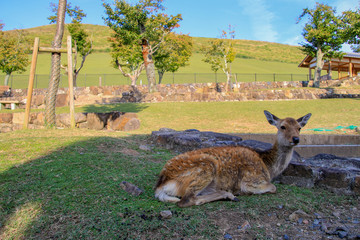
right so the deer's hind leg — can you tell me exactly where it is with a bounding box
[177,179,237,207]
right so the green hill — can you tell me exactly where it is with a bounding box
[1,24,309,88]
[13,24,305,64]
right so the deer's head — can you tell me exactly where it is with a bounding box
[264,110,312,147]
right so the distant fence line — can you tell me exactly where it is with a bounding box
[5,73,310,89]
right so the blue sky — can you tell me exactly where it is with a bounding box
[0,0,359,48]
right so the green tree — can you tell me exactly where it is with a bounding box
[0,24,30,86]
[103,0,182,89]
[298,3,345,87]
[343,7,360,52]
[49,2,92,86]
[202,26,236,91]
[154,32,192,84]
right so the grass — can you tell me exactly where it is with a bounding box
[1,98,359,134]
[1,99,359,238]
[0,127,357,239]
[75,99,359,134]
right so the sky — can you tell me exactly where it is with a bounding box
[0,0,359,49]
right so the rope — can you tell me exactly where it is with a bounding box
[44,0,67,127]
[45,52,61,127]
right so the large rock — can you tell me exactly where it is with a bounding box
[55,94,69,107]
[0,113,13,123]
[107,112,140,131]
[86,113,106,130]
[56,113,87,127]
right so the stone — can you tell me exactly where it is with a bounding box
[238,220,251,232]
[119,181,143,196]
[289,210,311,222]
[108,112,140,131]
[32,112,45,125]
[159,210,172,219]
[0,124,13,133]
[12,112,25,124]
[56,113,87,127]
[55,94,68,107]
[316,168,350,189]
[31,95,45,106]
[139,144,152,151]
[0,113,13,123]
[353,176,360,195]
[86,113,105,130]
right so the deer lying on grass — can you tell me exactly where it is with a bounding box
[155,110,312,207]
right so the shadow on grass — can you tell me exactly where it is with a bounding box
[82,102,149,114]
[0,135,215,239]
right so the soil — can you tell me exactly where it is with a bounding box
[207,201,360,240]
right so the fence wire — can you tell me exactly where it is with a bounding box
[5,73,310,89]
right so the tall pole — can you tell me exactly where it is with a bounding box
[67,36,76,128]
[23,37,40,129]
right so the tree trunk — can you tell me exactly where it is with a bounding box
[4,73,10,86]
[225,72,232,92]
[327,61,332,80]
[158,70,164,84]
[130,75,137,86]
[45,0,66,127]
[314,47,324,88]
[141,39,156,92]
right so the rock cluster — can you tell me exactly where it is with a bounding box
[0,111,140,133]
[1,77,359,108]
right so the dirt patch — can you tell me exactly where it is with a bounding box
[208,202,360,239]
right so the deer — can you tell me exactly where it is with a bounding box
[155,110,312,207]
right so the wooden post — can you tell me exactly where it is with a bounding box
[349,59,353,77]
[67,36,76,128]
[23,37,40,129]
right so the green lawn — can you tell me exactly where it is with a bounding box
[1,99,359,239]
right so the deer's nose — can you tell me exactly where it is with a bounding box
[292,137,300,144]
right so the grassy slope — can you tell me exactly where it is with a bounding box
[1,24,308,77]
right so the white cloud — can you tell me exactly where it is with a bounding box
[237,0,278,42]
[332,0,359,13]
[284,35,302,46]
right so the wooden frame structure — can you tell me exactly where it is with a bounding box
[23,36,75,129]
[298,53,360,80]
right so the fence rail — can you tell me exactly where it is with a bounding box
[3,73,310,89]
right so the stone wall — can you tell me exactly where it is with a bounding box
[1,77,360,109]
[0,111,140,133]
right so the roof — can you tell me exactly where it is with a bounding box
[298,53,360,72]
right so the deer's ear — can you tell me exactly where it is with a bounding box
[264,110,279,126]
[297,113,312,127]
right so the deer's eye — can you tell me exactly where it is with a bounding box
[298,128,301,131]
[281,126,286,130]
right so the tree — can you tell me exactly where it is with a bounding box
[103,0,182,90]
[298,3,345,87]
[202,26,236,91]
[45,0,67,127]
[0,24,30,86]
[49,2,92,86]
[343,7,360,52]
[154,32,192,84]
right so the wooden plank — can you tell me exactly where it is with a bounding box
[35,47,76,53]
[67,36,76,128]
[24,37,40,129]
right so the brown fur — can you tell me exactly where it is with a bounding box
[155,111,311,207]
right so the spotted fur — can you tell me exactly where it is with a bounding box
[155,110,312,207]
